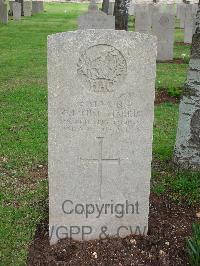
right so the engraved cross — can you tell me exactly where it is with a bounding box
[81,137,120,199]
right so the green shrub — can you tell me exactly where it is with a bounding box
[187,223,200,266]
[181,53,190,64]
[167,86,182,97]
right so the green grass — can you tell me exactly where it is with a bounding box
[1,85,47,169]
[156,63,188,91]
[174,43,191,59]
[0,3,199,265]
[0,180,48,265]
[0,3,89,265]
[153,103,178,161]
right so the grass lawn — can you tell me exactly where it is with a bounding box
[0,3,199,265]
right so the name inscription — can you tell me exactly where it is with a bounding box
[61,97,141,133]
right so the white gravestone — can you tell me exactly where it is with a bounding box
[128,2,135,16]
[0,3,8,24]
[174,31,200,170]
[150,3,159,24]
[177,3,182,19]
[179,3,186,29]
[13,2,21,20]
[158,4,176,15]
[32,1,43,15]
[166,4,177,15]
[135,4,151,34]
[78,6,115,29]
[152,12,175,61]
[38,1,43,12]
[48,30,157,245]
[184,4,196,44]
[24,1,32,17]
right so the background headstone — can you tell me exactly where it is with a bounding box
[88,0,98,11]
[152,12,175,60]
[135,4,151,34]
[158,3,176,15]
[166,4,177,15]
[32,1,43,15]
[108,1,114,15]
[174,7,200,170]
[179,3,186,29]
[176,3,182,19]
[13,2,21,20]
[150,3,160,24]
[78,6,115,29]
[184,4,195,43]
[23,1,32,17]
[128,2,135,16]
[38,1,43,12]
[0,3,8,24]
[48,30,157,245]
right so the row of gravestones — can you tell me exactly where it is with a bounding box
[131,3,198,60]
[0,1,44,24]
[48,1,200,244]
[78,1,198,61]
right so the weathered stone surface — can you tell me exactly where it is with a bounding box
[194,3,200,34]
[152,12,175,60]
[192,4,198,18]
[13,2,21,20]
[174,16,200,170]
[191,34,200,58]
[24,1,32,17]
[78,8,115,29]
[135,4,151,34]
[0,3,8,24]
[48,30,157,245]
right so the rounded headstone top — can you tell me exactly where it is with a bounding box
[88,0,98,11]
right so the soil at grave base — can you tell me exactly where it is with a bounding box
[157,58,185,64]
[175,42,191,47]
[27,193,199,266]
[155,90,179,105]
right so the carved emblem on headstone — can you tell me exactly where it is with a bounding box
[77,44,127,92]
[159,15,169,26]
[189,109,200,147]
